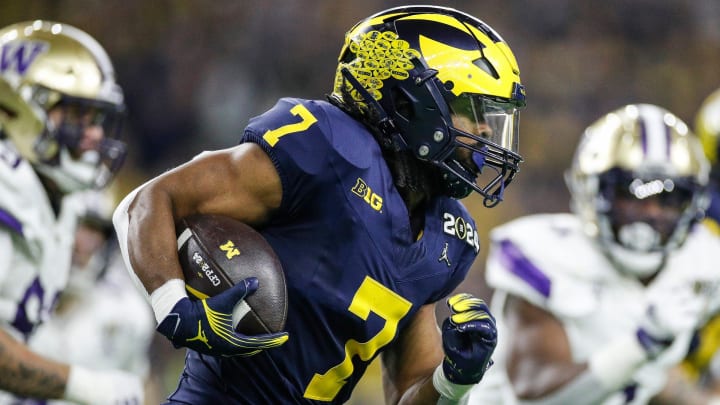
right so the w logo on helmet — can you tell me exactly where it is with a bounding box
[0,41,48,75]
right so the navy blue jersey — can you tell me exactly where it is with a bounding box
[168,98,480,404]
[706,185,720,225]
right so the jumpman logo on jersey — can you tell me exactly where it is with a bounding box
[187,320,212,349]
[438,242,451,267]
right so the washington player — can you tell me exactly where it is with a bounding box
[26,189,155,405]
[0,21,143,404]
[464,104,720,404]
[679,88,720,395]
[113,6,526,404]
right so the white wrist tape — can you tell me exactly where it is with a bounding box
[587,333,648,390]
[64,365,103,403]
[149,279,188,324]
[432,365,474,402]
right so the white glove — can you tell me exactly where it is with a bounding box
[637,282,706,357]
[64,365,144,405]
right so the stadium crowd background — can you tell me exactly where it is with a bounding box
[2,1,720,403]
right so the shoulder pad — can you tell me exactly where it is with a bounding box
[244,98,377,169]
[486,213,609,318]
[240,98,381,214]
[0,207,23,236]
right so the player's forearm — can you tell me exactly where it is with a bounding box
[114,181,184,295]
[395,374,440,405]
[513,334,648,405]
[651,366,720,405]
[0,328,68,399]
[397,368,484,405]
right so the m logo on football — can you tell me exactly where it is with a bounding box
[220,240,240,259]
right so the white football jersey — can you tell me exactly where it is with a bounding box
[464,213,720,405]
[0,140,85,404]
[0,140,81,341]
[26,253,155,405]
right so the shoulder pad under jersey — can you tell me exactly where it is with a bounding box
[240,98,380,214]
[485,213,613,318]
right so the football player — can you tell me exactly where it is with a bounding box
[678,87,720,395]
[696,87,720,228]
[0,21,143,404]
[113,5,525,404]
[462,104,720,404]
[27,189,156,405]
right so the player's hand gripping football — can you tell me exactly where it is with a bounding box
[441,293,497,385]
[157,277,289,357]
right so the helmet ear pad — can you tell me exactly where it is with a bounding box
[382,67,455,164]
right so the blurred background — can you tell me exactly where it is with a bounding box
[2,0,719,403]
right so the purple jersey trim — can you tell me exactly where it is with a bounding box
[0,207,23,236]
[498,239,551,297]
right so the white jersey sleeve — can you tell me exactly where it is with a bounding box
[485,213,614,319]
[469,213,720,405]
[0,140,79,340]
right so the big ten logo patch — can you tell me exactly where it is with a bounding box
[351,178,383,212]
[443,212,479,253]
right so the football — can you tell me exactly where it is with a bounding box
[176,214,287,335]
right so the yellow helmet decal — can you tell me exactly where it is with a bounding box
[334,29,421,109]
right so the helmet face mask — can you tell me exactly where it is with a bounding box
[0,20,126,193]
[567,104,710,277]
[331,6,526,203]
[442,94,521,200]
[38,95,126,188]
[600,168,697,249]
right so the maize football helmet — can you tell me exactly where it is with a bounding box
[0,20,126,193]
[566,104,709,277]
[696,87,720,169]
[330,5,526,204]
